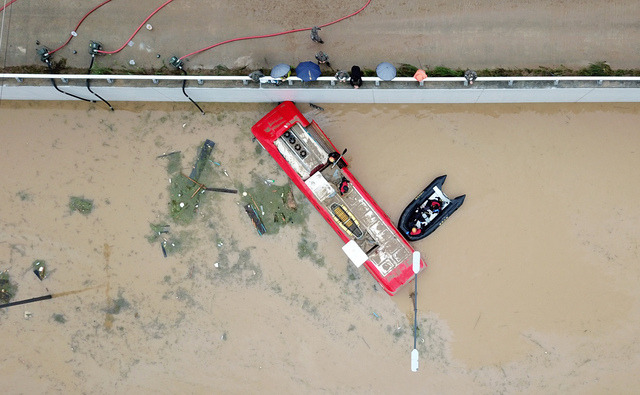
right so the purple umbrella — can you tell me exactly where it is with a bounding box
[376,62,397,81]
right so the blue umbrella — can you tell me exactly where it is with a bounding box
[270,63,291,78]
[376,62,397,81]
[295,61,322,82]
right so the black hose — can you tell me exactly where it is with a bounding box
[0,294,52,310]
[46,60,95,102]
[181,69,205,115]
[87,55,114,111]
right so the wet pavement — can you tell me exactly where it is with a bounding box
[0,0,638,74]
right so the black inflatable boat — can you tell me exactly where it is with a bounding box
[398,175,466,241]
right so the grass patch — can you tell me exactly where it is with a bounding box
[297,235,325,267]
[161,141,217,225]
[165,153,182,175]
[269,282,282,294]
[347,262,360,282]
[0,271,17,304]
[430,66,463,77]
[387,323,408,341]
[578,61,614,76]
[52,313,67,323]
[69,196,93,215]
[16,190,31,201]
[362,68,376,77]
[5,61,640,77]
[161,233,187,256]
[397,63,418,76]
[146,223,170,243]
[168,174,203,225]
[240,176,307,235]
[146,222,188,257]
[341,262,365,299]
[209,243,263,286]
[106,292,130,315]
[173,287,196,307]
[301,297,319,316]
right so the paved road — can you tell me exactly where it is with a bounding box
[0,0,638,73]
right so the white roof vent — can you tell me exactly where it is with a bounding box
[342,240,368,268]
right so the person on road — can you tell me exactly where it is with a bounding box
[315,51,330,68]
[350,65,363,89]
[311,26,324,44]
[335,70,349,82]
[464,69,477,85]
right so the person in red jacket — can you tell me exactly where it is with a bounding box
[339,177,350,195]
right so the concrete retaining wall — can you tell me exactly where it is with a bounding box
[2,74,639,103]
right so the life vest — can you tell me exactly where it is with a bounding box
[428,200,442,210]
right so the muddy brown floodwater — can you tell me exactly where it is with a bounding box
[0,101,639,393]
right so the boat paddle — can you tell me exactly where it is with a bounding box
[411,250,420,372]
[331,148,347,168]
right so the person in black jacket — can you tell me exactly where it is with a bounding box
[350,65,363,89]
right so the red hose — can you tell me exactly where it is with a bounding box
[49,0,113,55]
[97,0,175,54]
[179,0,372,60]
[0,0,19,14]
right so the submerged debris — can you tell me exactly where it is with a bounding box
[160,237,182,256]
[32,260,47,281]
[286,184,297,211]
[244,204,267,235]
[156,150,181,159]
[69,196,93,215]
[190,139,215,181]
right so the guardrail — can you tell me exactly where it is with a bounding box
[2,73,639,103]
[4,73,640,83]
